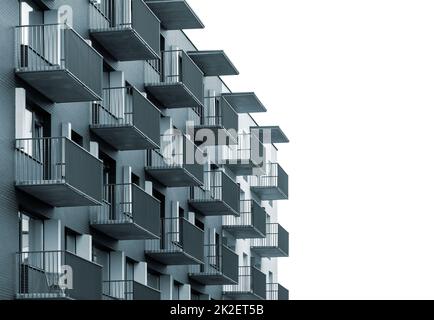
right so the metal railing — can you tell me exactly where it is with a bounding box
[266,283,279,300]
[145,217,204,262]
[17,251,67,299]
[89,0,160,56]
[225,133,265,166]
[189,244,222,275]
[92,87,136,128]
[199,96,238,131]
[91,183,135,224]
[248,163,288,192]
[223,200,254,228]
[91,183,160,234]
[191,170,224,202]
[223,266,265,298]
[16,250,102,300]
[144,49,204,103]
[102,280,134,300]
[15,23,102,97]
[251,223,280,248]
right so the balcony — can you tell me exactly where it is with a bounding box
[267,283,289,300]
[251,126,290,144]
[223,133,265,176]
[223,200,267,239]
[15,23,102,103]
[187,51,239,77]
[15,137,103,207]
[90,184,160,240]
[90,86,160,150]
[251,224,289,258]
[89,0,160,61]
[189,171,240,217]
[16,251,102,300]
[189,244,239,285]
[145,134,204,187]
[223,266,266,300]
[145,217,204,265]
[194,96,238,145]
[144,50,204,109]
[249,163,289,200]
[145,0,204,30]
[102,280,160,300]
[221,92,267,114]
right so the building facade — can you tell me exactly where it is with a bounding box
[0,0,289,300]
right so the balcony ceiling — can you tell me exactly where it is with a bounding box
[189,200,239,217]
[90,29,160,61]
[146,251,203,265]
[223,225,266,239]
[145,0,204,30]
[145,83,203,109]
[90,125,159,151]
[16,70,101,103]
[91,222,159,240]
[251,126,290,144]
[16,183,101,207]
[221,92,267,113]
[189,273,238,285]
[187,51,239,76]
[146,167,203,187]
[251,246,288,258]
[250,185,288,201]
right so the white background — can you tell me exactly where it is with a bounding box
[187,0,434,300]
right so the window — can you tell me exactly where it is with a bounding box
[131,173,140,186]
[125,259,134,282]
[22,106,49,157]
[19,212,44,253]
[173,282,181,300]
[147,270,160,290]
[71,130,83,147]
[93,246,110,281]
[65,228,77,254]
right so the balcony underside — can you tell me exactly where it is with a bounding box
[251,126,290,144]
[146,251,203,266]
[222,92,267,113]
[15,293,73,300]
[146,167,202,187]
[190,273,237,285]
[145,83,203,109]
[194,126,237,146]
[223,225,266,239]
[250,186,288,201]
[187,51,239,76]
[90,125,159,150]
[189,200,239,217]
[251,247,288,258]
[90,28,159,61]
[223,292,264,300]
[224,160,261,176]
[16,69,101,103]
[91,222,159,240]
[16,182,101,207]
[146,0,204,30]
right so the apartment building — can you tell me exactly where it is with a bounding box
[0,0,289,300]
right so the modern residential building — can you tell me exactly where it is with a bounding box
[0,0,289,300]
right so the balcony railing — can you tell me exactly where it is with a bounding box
[90,183,160,240]
[223,200,267,239]
[102,280,160,300]
[223,133,265,176]
[15,137,103,207]
[223,266,266,300]
[248,163,289,200]
[145,217,204,265]
[144,50,204,109]
[251,223,289,258]
[89,0,160,61]
[145,134,204,187]
[189,244,238,285]
[189,170,240,217]
[194,96,238,145]
[15,23,102,102]
[267,283,289,300]
[16,251,102,300]
[91,86,160,150]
